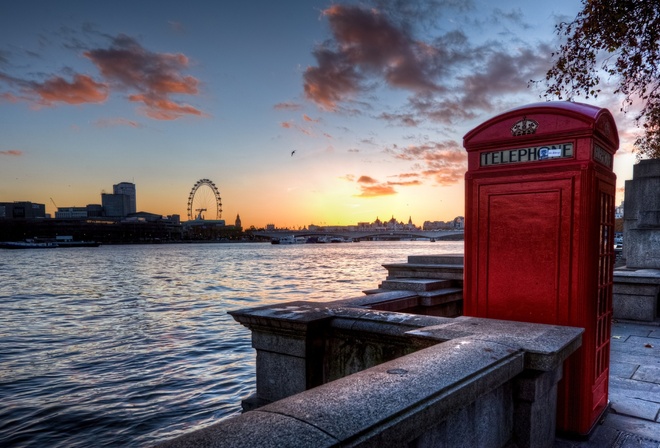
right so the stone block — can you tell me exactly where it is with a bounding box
[613,293,658,322]
[408,254,464,265]
[251,331,307,357]
[256,338,524,446]
[256,351,307,402]
[613,269,660,321]
[379,278,453,291]
[155,408,338,448]
[414,386,514,448]
[632,365,660,384]
[633,158,660,178]
[624,230,660,269]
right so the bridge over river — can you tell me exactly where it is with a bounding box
[252,230,464,241]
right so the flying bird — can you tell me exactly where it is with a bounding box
[291,150,296,157]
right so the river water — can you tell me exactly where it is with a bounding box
[0,240,463,447]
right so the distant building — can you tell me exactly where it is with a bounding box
[0,201,46,219]
[615,202,624,219]
[113,182,136,214]
[235,214,242,229]
[127,211,164,222]
[55,207,88,219]
[86,204,104,217]
[102,193,131,217]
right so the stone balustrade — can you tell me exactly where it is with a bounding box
[157,300,582,448]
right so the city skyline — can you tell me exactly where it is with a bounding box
[1,0,639,228]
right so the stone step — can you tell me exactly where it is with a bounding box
[407,254,464,265]
[383,263,464,282]
[378,278,454,292]
[359,287,463,315]
[335,290,418,305]
[417,288,463,306]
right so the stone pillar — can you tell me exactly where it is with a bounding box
[614,159,660,321]
[623,159,660,269]
[228,302,331,410]
[513,367,562,447]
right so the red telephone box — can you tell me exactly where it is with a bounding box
[463,102,618,436]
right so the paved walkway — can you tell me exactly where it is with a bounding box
[556,319,660,447]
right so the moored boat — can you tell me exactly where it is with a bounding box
[271,235,306,244]
[0,240,58,249]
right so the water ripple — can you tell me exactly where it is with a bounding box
[0,240,461,447]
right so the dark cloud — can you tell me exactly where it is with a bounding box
[273,101,303,110]
[304,47,362,110]
[304,5,446,109]
[377,111,421,127]
[168,21,186,33]
[458,46,551,112]
[371,0,475,26]
[491,8,530,29]
[304,2,554,131]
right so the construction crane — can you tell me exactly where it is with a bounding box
[50,198,58,210]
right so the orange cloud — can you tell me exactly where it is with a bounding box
[357,175,378,184]
[388,179,422,187]
[356,184,397,197]
[387,140,467,186]
[353,175,399,197]
[129,94,202,120]
[31,74,108,106]
[303,114,319,122]
[279,120,313,136]
[0,92,19,103]
[0,34,202,120]
[0,149,22,156]
[85,34,202,120]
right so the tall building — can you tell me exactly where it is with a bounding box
[113,182,136,214]
[102,193,131,217]
[235,213,242,229]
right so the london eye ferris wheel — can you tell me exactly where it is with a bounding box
[187,179,222,221]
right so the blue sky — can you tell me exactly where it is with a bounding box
[0,0,638,227]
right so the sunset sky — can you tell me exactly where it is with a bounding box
[0,0,640,228]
